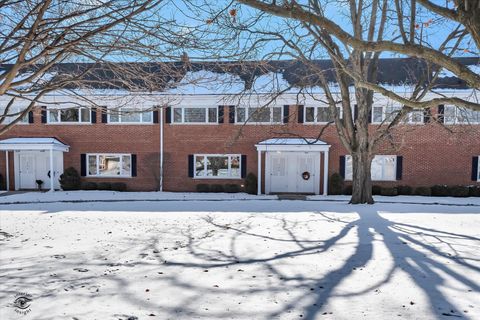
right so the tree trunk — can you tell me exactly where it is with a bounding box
[350,151,374,204]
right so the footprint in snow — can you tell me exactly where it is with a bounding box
[73,268,89,272]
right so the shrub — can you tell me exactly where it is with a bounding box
[450,185,469,197]
[97,182,112,190]
[81,181,97,190]
[415,186,431,196]
[397,185,413,195]
[111,182,127,192]
[245,173,257,195]
[329,173,344,195]
[225,184,241,193]
[59,167,81,190]
[372,185,382,195]
[196,184,210,193]
[210,184,224,193]
[343,185,353,195]
[431,185,449,196]
[380,187,398,196]
[469,185,480,197]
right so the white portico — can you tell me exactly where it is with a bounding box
[255,138,331,195]
[0,138,69,191]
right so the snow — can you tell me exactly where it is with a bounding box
[0,192,479,319]
[258,138,328,145]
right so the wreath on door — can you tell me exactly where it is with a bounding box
[302,171,310,180]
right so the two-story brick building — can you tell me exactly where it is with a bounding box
[1,58,479,194]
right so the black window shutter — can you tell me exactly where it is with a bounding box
[339,156,346,178]
[437,105,445,123]
[218,106,224,123]
[283,105,289,123]
[188,155,194,177]
[153,110,159,123]
[165,107,171,124]
[28,111,34,123]
[41,106,47,123]
[131,154,137,177]
[228,106,235,123]
[241,155,247,178]
[101,107,108,123]
[472,157,479,181]
[423,108,431,124]
[91,107,97,123]
[80,154,86,176]
[354,104,359,122]
[297,105,304,123]
[396,156,403,180]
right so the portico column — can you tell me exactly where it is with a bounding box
[49,147,54,192]
[323,150,329,196]
[257,150,262,195]
[5,151,9,191]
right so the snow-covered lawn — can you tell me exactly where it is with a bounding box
[0,193,479,319]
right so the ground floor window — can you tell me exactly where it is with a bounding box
[345,155,397,181]
[194,154,241,178]
[87,154,131,177]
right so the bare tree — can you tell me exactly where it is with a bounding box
[178,0,478,203]
[0,0,219,134]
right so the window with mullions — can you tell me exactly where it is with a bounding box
[345,155,397,181]
[172,107,217,124]
[109,107,152,123]
[305,106,341,123]
[48,107,90,123]
[444,105,480,124]
[194,154,241,178]
[87,154,132,177]
[236,106,282,124]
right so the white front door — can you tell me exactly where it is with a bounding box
[269,153,289,193]
[267,152,320,194]
[16,151,64,190]
[19,153,36,189]
[296,153,315,193]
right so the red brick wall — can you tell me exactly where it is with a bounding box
[1,106,479,192]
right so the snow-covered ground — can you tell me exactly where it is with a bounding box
[0,193,479,319]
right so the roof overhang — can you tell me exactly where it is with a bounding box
[255,138,331,152]
[0,138,69,152]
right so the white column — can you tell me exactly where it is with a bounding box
[49,148,54,192]
[5,151,9,191]
[323,150,329,196]
[159,107,164,192]
[257,150,262,195]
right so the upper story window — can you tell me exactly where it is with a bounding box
[195,154,241,179]
[345,155,397,181]
[172,107,217,124]
[444,105,480,124]
[109,107,152,123]
[87,153,131,177]
[48,107,90,124]
[371,104,423,124]
[236,106,282,124]
[305,106,341,123]
[0,106,29,124]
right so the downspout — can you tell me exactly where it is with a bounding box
[159,107,164,192]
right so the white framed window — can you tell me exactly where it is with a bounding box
[48,107,90,124]
[0,106,29,124]
[236,106,282,124]
[172,107,217,124]
[444,105,480,125]
[87,154,132,177]
[108,107,153,123]
[371,104,423,124]
[345,155,397,181]
[305,106,341,124]
[194,154,241,179]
